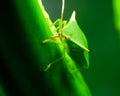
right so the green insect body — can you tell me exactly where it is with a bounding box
[38,0,89,71]
[62,11,89,68]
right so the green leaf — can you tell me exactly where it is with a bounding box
[62,11,89,68]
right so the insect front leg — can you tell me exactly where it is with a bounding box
[42,18,62,44]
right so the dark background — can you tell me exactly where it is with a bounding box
[43,0,120,95]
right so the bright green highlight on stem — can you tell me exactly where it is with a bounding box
[113,0,120,33]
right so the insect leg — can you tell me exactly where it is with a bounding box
[44,55,64,72]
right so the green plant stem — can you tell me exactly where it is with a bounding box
[0,0,92,96]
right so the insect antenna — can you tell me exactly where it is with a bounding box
[61,0,65,21]
[59,0,65,35]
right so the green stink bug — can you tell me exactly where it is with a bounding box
[38,0,89,71]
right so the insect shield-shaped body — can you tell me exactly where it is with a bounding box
[62,11,89,69]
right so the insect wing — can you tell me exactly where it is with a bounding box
[62,11,89,68]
